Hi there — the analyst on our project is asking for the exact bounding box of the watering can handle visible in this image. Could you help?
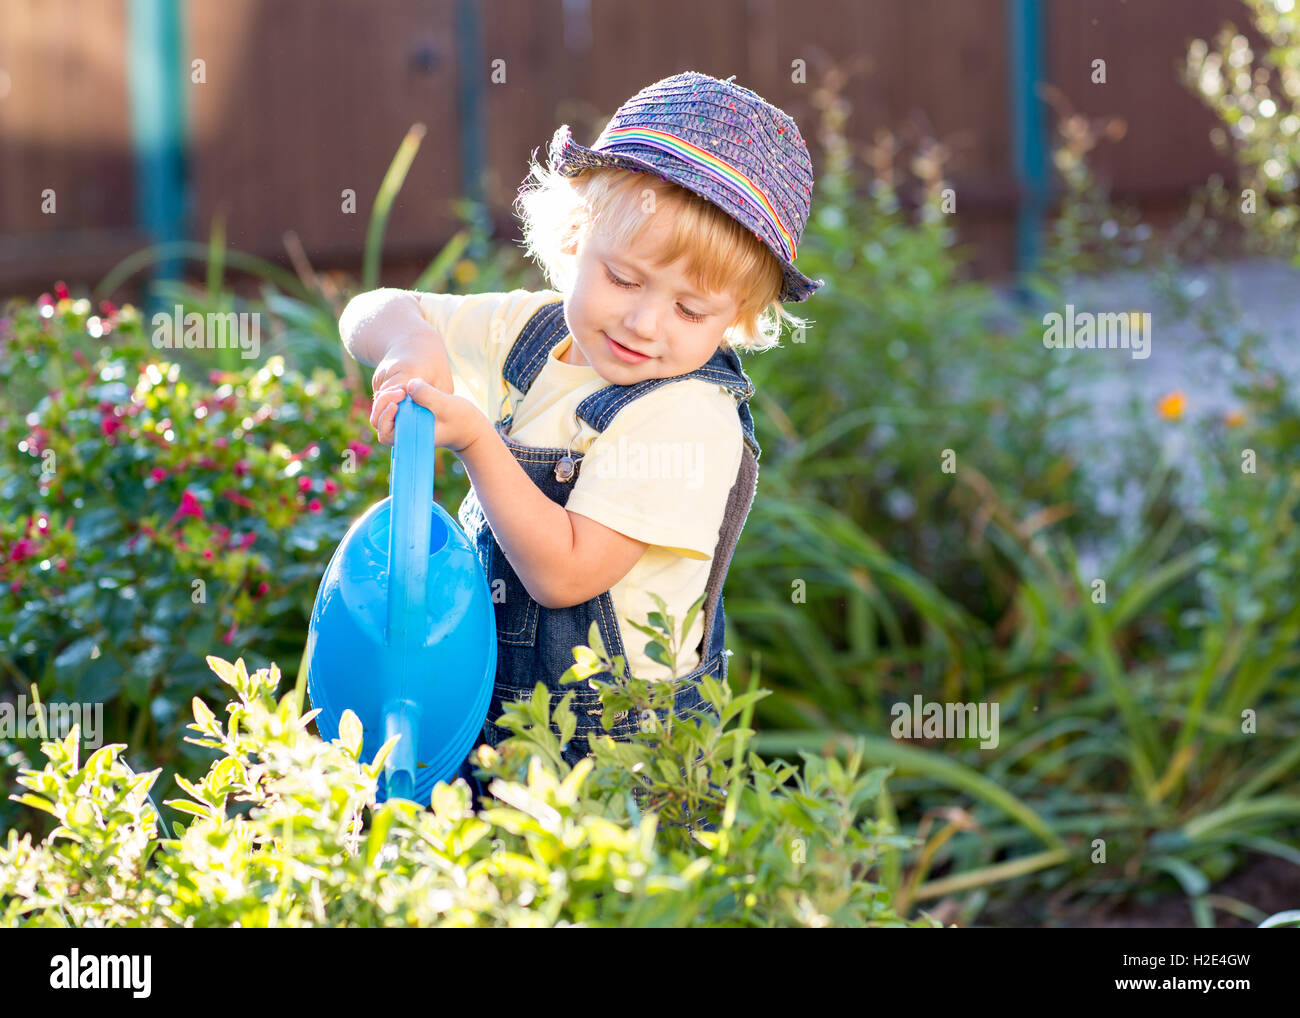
[386,396,435,649]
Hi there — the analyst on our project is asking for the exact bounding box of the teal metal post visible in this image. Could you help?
[125,0,189,313]
[1008,0,1048,302]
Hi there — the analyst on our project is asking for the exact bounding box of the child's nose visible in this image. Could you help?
[622,301,661,339]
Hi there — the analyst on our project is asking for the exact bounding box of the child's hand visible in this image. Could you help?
[370,332,454,397]
[371,379,489,456]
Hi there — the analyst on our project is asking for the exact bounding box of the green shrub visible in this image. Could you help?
[0,625,937,928]
[0,295,414,831]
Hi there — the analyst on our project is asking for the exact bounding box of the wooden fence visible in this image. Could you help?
[0,0,1251,297]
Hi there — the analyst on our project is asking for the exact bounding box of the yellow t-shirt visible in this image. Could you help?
[415,288,746,681]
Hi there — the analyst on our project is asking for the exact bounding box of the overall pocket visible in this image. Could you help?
[489,541,540,646]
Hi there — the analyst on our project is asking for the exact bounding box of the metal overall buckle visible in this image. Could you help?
[554,415,582,483]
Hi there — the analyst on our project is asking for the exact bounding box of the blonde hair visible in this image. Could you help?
[514,158,809,353]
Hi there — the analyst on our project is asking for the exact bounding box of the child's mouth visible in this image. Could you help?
[604,332,650,364]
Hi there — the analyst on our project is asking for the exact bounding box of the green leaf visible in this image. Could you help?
[645,642,671,667]
[339,709,363,759]
[9,793,56,816]
[366,805,396,866]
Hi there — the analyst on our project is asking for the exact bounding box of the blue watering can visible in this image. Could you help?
[304,396,497,804]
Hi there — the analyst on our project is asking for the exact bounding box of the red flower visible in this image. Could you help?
[150,467,168,483]
[54,281,70,301]
[172,489,205,522]
[221,621,238,645]
[307,499,322,513]
[100,415,124,438]
[323,479,339,495]
[233,460,250,477]
[347,439,373,460]
[9,539,35,562]
[297,476,313,493]
[99,300,118,318]
[203,550,214,560]
[254,580,269,598]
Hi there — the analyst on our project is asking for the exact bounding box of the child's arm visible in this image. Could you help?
[457,413,648,609]
[394,378,647,609]
[339,288,454,394]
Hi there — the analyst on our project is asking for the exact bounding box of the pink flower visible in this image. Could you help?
[323,479,339,495]
[233,460,250,477]
[214,436,229,450]
[203,549,214,560]
[100,414,124,438]
[307,499,322,513]
[150,467,167,483]
[254,581,269,598]
[297,476,313,493]
[347,439,373,460]
[173,489,205,522]
[37,293,54,308]
[221,490,254,510]
[237,532,257,551]
[99,300,118,318]
[221,621,237,645]
[9,539,35,562]
[55,558,67,572]
[54,281,70,301]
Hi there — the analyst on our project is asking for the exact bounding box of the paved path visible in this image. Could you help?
[987,256,1300,572]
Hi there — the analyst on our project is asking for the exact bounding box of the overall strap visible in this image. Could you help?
[500,298,762,461]
[576,344,762,461]
[501,299,571,397]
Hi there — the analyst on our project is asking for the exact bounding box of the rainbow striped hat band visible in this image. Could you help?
[548,71,824,304]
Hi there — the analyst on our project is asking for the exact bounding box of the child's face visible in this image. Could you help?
[561,207,739,382]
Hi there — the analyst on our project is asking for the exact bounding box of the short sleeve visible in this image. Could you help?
[415,289,565,419]
[564,380,746,560]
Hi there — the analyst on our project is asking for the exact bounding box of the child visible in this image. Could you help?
[339,71,822,809]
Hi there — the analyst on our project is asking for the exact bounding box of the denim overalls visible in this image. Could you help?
[452,299,761,816]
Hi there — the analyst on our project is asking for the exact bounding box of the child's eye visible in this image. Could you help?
[605,267,636,289]
[605,267,707,323]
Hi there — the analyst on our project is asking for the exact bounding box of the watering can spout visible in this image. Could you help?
[383,698,421,802]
